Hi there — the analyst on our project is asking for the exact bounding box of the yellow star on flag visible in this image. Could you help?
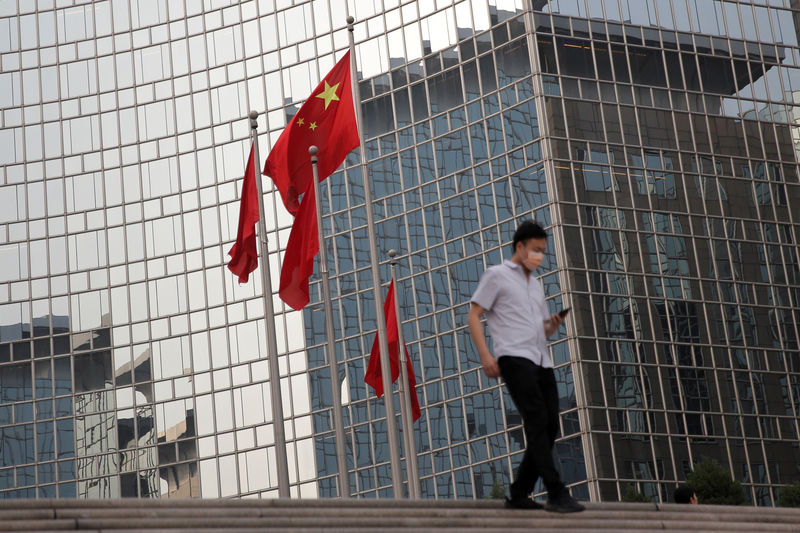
[297,117,305,126]
[315,81,341,110]
[309,122,318,131]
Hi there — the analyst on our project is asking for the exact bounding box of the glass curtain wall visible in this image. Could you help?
[533,0,800,505]
[2,0,578,501]
[310,0,586,499]
[0,0,349,499]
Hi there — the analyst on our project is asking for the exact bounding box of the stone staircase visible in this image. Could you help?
[1,498,799,532]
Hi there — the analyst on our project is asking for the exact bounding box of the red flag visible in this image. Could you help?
[278,181,318,310]
[364,280,422,421]
[227,144,259,283]
[263,51,359,215]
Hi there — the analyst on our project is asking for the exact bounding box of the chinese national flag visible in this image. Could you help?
[364,280,422,421]
[227,144,259,283]
[264,51,359,215]
[278,181,318,310]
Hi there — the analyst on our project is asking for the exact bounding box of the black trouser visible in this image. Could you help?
[498,355,564,500]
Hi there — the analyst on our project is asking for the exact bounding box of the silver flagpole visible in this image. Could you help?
[309,145,351,498]
[249,110,291,497]
[388,250,420,499]
[346,17,403,497]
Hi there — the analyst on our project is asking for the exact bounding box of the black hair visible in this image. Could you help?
[673,484,695,503]
[511,220,547,253]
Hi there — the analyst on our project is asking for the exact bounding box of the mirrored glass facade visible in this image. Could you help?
[1,0,798,505]
[528,0,800,505]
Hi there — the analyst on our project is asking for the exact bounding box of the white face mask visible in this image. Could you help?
[523,250,544,271]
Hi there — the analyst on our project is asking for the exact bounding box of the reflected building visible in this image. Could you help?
[523,1,800,505]
[1,0,799,505]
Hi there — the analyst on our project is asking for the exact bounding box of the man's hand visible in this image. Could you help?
[481,356,500,379]
[544,312,565,337]
[468,302,499,379]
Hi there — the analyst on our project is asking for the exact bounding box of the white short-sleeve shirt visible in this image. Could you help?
[470,260,552,368]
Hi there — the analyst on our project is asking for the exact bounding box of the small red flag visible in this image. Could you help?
[263,51,359,216]
[227,144,259,283]
[278,181,318,310]
[364,280,422,421]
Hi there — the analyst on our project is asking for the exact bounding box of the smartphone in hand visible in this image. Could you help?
[558,307,571,317]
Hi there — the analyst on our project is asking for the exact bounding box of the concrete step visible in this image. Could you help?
[0,499,797,532]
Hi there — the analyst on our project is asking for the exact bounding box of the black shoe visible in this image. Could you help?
[505,496,544,510]
[545,490,585,513]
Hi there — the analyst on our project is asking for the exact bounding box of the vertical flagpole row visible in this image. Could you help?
[309,146,351,498]
[249,111,291,498]
[346,17,404,497]
[388,250,421,499]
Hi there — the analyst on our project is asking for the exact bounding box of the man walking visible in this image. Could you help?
[468,220,584,513]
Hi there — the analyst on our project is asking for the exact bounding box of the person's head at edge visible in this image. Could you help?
[674,484,698,504]
[511,220,548,274]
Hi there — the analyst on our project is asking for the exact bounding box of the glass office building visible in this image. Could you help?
[1,0,799,505]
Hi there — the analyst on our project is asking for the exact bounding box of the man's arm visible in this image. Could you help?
[467,302,499,378]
